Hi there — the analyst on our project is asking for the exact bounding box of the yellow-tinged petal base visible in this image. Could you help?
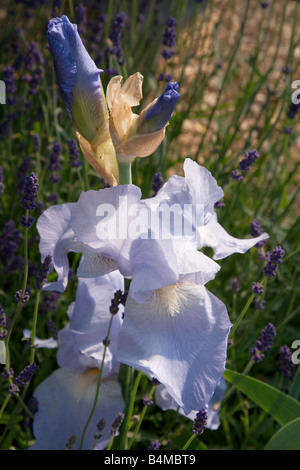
[76,131,119,187]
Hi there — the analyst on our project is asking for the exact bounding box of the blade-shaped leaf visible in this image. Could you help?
[265,418,300,450]
[223,369,300,425]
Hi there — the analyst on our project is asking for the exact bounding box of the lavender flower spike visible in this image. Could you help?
[47,15,118,186]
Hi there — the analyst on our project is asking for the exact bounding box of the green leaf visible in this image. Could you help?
[265,418,300,450]
[223,369,300,425]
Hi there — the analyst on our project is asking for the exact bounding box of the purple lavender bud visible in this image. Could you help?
[36,255,52,290]
[239,149,260,171]
[162,16,177,49]
[20,173,39,211]
[67,138,82,168]
[20,215,35,228]
[263,261,277,278]
[192,408,208,435]
[148,440,160,450]
[0,305,6,327]
[110,412,124,437]
[102,336,110,347]
[254,299,266,310]
[108,12,126,66]
[151,377,161,386]
[263,246,285,278]
[162,49,175,59]
[143,395,154,406]
[94,417,106,440]
[152,172,164,196]
[231,170,243,181]
[214,200,225,208]
[15,363,39,387]
[15,289,30,304]
[278,345,296,381]
[257,323,276,352]
[252,282,264,295]
[2,367,14,379]
[270,246,285,264]
[9,384,20,396]
[48,142,62,182]
[250,323,276,362]
[109,289,124,315]
[250,219,266,248]
[23,41,44,73]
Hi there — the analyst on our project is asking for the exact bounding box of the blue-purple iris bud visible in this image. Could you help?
[143,82,180,133]
[47,15,106,143]
[47,15,119,186]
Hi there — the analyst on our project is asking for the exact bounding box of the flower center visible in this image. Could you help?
[156,283,182,317]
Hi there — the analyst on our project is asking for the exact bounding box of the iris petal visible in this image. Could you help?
[117,282,231,415]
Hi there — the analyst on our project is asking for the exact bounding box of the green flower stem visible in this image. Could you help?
[182,433,196,451]
[127,383,156,450]
[116,365,133,449]
[118,369,142,450]
[67,0,75,20]
[29,289,41,365]
[4,213,30,385]
[0,394,11,422]
[118,161,132,185]
[79,313,115,450]
[104,0,114,38]
[228,278,264,339]
[105,434,115,451]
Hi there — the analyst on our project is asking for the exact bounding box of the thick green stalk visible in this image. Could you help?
[118,161,132,185]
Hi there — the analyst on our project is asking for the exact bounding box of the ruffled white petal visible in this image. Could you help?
[37,203,83,292]
[183,158,224,225]
[23,329,58,349]
[117,282,231,415]
[128,237,179,303]
[198,212,269,260]
[71,184,142,277]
